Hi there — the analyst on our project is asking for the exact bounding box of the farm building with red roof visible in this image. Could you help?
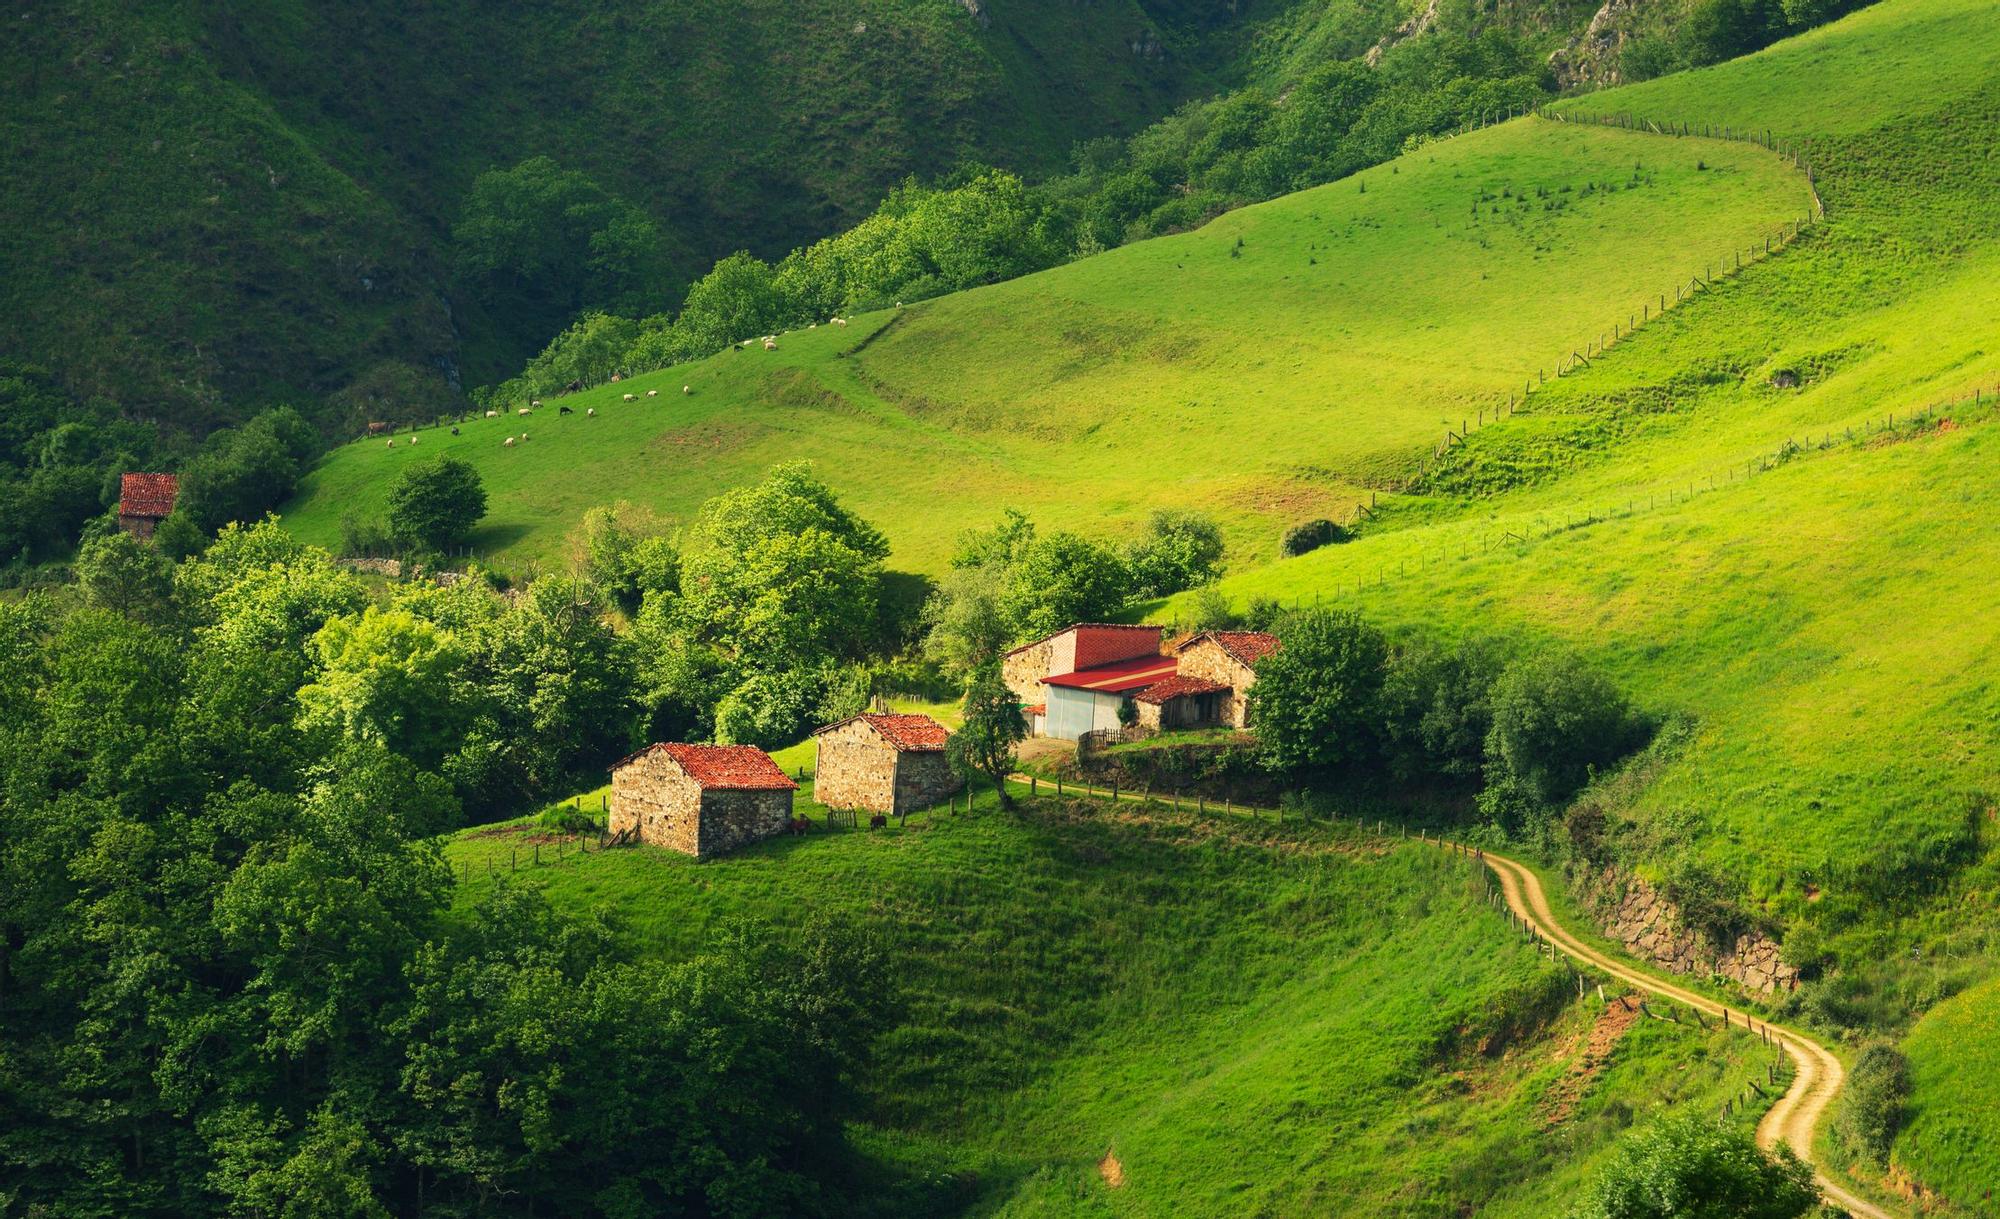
[608,742,796,857]
[117,473,179,540]
[1171,631,1281,728]
[811,713,960,816]
[998,622,1281,741]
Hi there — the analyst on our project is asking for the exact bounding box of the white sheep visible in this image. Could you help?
[518,407,532,416]
[531,399,542,407]
[386,438,394,448]
[809,322,817,329]
[623,392,636,401]
[610,374,621,383]
[587,407,595,417]
[683,385,692,395]
[504,436,515,448]
[409,434,418,444]
[485,410,499,418]
[763,339,777,351]
[646,389,658,397]
[831,317,847,327]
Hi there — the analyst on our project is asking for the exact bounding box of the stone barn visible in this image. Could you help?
[1170,631,1280,728]
[1131,674,1231,731]
[811,713,960,815]
[608,743,796,858]
[117,473,179,540]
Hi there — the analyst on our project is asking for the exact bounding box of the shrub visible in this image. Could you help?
[1248,608,1388,778]
[388,454,488,552]
[1378,635,1501,783]
[537,802,602,835]
[1834,1042,1911,1165]
[339,511,397,559]
[1187,585,1238,631]
[1485,649,1639,806]
[1281,517,1349,557]
[1569,1114,1817,1219]
[1126,509,1225,598]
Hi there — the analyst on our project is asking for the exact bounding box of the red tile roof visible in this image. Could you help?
[816,712,950,752]
[118,473,179,519]
[1042,654,1180,694]
[1133,675,1230,705]
[1180,630,1280,668]
[1021,704,1045,716]
[610,742,797,790]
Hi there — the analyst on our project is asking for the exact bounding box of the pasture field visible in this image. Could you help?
[282,120,1809,575]
[1151,1,2000,1207]
[443,788,1785,1217]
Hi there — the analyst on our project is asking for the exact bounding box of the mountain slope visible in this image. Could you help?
[0,0,1209,425]
[282,119,1808,572]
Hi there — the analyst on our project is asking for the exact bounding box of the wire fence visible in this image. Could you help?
[1338,104,1830,531]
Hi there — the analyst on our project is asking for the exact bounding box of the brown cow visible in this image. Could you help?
[366,421,391,436]
[788,815,812,836]
[868,814,888,830]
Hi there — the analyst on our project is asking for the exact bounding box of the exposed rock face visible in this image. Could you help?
[1547,0,1658,89]
[1365,0,1440,66]
[1597,871,1799,995]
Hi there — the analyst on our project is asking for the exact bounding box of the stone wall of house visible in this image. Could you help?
[610,751,705,855]
[1596,871,1798,995]
[1174,642,1254,728]
[118,514,159,540]
[1003,637,1058,705]
[1135,700,1164,730]
[814,720,901,812]
[891,749,960,813]
[696,788,793,856]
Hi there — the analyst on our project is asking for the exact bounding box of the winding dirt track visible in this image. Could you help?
[1468,844,1896,1219]
[1008,776,1895,1214]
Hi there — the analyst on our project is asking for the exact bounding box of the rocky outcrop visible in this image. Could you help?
[1365,0,1440,66]
[1598,872,1798,995]
[1546,0,1660,90]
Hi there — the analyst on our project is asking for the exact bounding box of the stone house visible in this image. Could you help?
[1002,623,1164,707]
[1131,674,1231,731]
[117,473,179,540]
[1170,631,1280,728]
[608,742,796,858]
[811,713,960,815]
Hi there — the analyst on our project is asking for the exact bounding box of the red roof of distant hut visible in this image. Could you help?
[815,713,951,752]
[609,743,797,790]
[119,473,179,520]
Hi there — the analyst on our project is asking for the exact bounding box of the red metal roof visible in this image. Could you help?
[118,473,179,519]
[1179,630,1280,668]
[1133,675,1230,705]
[816,712,950,752]
[1042,654,1180,695]
[610,742,797,790]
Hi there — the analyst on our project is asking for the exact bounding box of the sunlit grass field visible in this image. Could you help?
[444,789,1785,1217]
[283,120,1808,575]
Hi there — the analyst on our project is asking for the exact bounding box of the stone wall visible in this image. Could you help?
[611,751,792,858]
[696,788,793,856]
[891,749,960,814]
[1596,871,1798,995]
[1003,637,1058,706]
[814,719,900,812]
[1173,640,1254,728]
[610,750,704,855]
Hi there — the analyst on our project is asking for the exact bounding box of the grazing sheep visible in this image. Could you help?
[485,410,499,418]
[808,322,817,329]
[683,385,692,395]
[763,339,777,350]
[518,407,532,416]
[610,373,621,383]
[520,431,528,441]
[587,408,595,417]
[646,389,658,397]
[623,392,635,401]
[531,399,542,408]
[741,339,753,348]
[504,437,515,447]
[409,435,418,444]
[450,427,460,436]
[386,438,395,448]
[831,317,847,327]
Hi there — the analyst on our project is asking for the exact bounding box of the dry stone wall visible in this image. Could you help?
[1596,871,1798,995]
[610,751,704,855]
[696,789,792,856]
[815,721,960,814]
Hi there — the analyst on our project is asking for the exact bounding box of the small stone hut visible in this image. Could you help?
[117,473,179,540]
[811,713,960,815]
[1170,630,1280,728]
[608,743,796,858]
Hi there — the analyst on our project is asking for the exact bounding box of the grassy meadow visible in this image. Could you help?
[283,119,1809,575]
[1146,1,2000,1206]
[445,787,1786,1217]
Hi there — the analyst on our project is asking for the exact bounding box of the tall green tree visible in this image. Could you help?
[949,664,1026,809]
[73,529,176,623]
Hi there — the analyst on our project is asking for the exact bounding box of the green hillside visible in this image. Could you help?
[284,119,1810,572]
[445,792,1789,1216]
[0,0,1209,423]
[1145,0,2000,1207]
